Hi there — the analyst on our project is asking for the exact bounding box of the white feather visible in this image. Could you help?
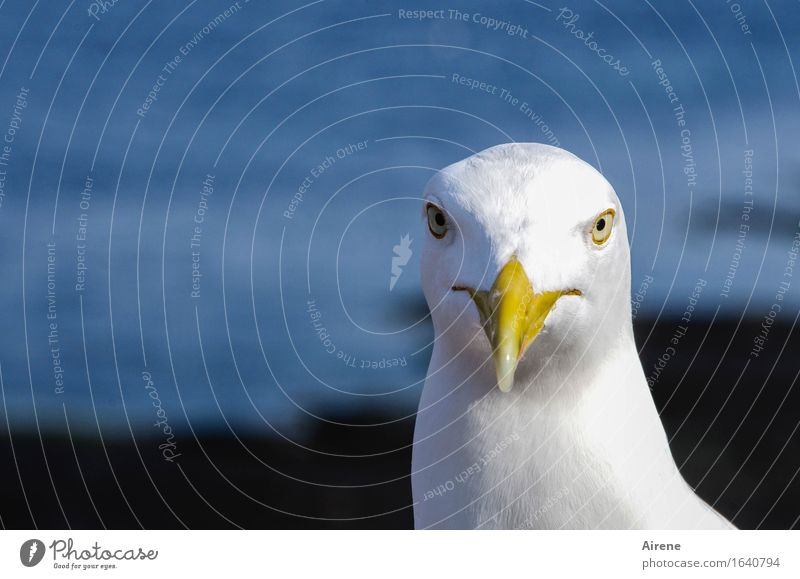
[412,143,734,530]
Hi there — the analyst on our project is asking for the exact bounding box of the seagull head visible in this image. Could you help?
[420,143,632,393]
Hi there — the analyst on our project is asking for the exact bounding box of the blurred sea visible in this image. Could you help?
[0,0,797,438]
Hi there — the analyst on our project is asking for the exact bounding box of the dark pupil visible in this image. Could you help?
[434,212,445,227]
[596,218,606,231]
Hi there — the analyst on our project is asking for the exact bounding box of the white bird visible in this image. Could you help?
[412,143,734,529]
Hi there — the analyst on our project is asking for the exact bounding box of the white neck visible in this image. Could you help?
[412,328,732,529]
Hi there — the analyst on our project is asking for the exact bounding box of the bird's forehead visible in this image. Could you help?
[425,151,615,230]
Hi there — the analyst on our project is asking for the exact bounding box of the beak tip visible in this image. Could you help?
[496,371,515,393]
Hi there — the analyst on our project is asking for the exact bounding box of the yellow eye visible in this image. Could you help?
[591,209,615,245]
[426,203,448,239]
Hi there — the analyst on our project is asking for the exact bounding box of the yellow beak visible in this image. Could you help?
[457,257,580,393]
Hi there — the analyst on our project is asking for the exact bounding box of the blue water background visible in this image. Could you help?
[0,0,797,435]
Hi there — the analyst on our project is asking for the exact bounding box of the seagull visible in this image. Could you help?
[411,143,734,530]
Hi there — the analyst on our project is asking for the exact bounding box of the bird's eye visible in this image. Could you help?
[426,203,448,239]
[591,209,615,245]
